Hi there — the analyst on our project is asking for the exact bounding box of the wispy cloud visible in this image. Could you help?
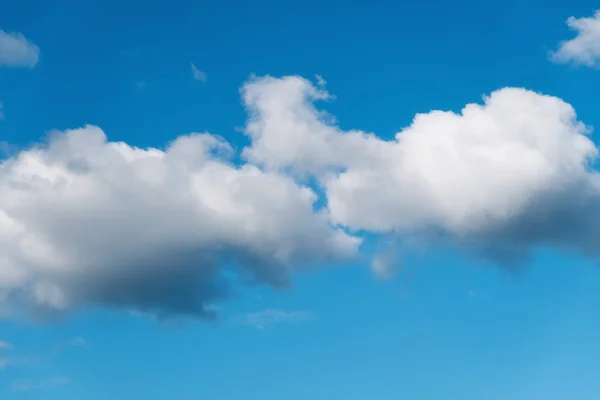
[51,336,88,357]
[315,74,326,86]
[191,63,207,82]
[12,377,70,392]
[0,341,40,370]
[0,340,10,370]
[0,30,39,68]
[235,309,312,330]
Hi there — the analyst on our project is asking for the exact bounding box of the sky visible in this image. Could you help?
[2,0,600,398]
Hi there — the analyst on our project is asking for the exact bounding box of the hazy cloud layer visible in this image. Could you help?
[552,10,600,67]
[1,74,600,320]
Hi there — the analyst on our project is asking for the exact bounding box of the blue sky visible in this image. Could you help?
[2,0,600,399]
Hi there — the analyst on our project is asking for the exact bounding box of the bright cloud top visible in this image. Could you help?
[244,76,600,263]
[552,10,600,67]
[1,75,600,320]
[0,30,39,68]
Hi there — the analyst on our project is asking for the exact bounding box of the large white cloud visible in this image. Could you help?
[243,76,600,267]
[552,10,600,67]
[3,73,600,321]
[0,30,39,68]
[0,126,359,320]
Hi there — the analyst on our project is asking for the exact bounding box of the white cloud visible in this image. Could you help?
[0,126,359,320]
[243,75,600,265]
[235,309,311,329]
[0,102,4,120]
[0,30,39,68]
[3,73,600,321]
[552,10,600,66]
[191,63,207,82]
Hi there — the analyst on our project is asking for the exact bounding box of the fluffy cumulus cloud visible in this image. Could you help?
[0,30,39,68]
[243,76,600,267]
[552,10,600,67]
[2,73,600,321]
[0,127,359,320]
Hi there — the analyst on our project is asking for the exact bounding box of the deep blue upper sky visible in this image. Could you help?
[2,0,600,399]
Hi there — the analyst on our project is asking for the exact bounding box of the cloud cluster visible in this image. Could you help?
[243,76,600,265]
[1,73,600,321]
[0,30,39,68]
[552,10,600,67]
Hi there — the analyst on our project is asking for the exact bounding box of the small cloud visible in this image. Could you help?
[0,102,4,120]
[0,340,36,370]
[191,63,207,82]
[0,340,10,369]
[371,238,402,280]
[0,30,39,68]
[468,290,476,297]
[315,74,327,87]
[234,309,312,330]
[551,10,600,67]
[12,377,70,392]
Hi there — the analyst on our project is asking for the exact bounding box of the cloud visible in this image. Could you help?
[191,63,207,82]
[12,377,70,392]
[0,126,359,321]
[315,74,327,87]
[552,10,600,67]
[235,309,312,329]
[0,102,4,120]
[0,340,11,369]
[242,75,600,266]
[2,73,600,322]
[0,30,39,68]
